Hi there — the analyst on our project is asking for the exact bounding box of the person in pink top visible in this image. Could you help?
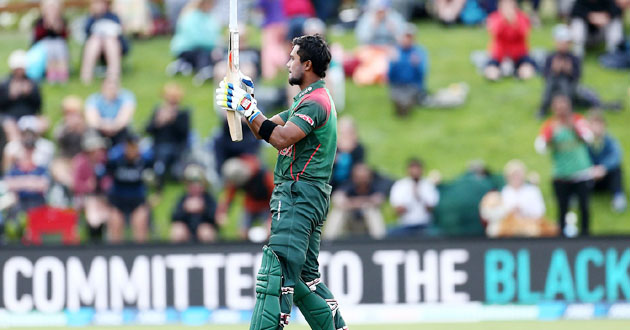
[484,0,536,81]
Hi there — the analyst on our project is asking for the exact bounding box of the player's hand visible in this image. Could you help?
[239,72,255,95]
[216,80,261,123]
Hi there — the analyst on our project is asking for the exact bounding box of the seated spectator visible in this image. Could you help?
[72,132,109,241]
[168,0,221,84]
[80,0,129,84]
[538,25,620,117]
[51,96,87,191]
[388,24,428,116]
[535,94,594,236]
[284,0,316,40]
[331,117,365,190]
[501,159,545,219]
[434,0,467,25]
[484,0,535,81]
[0,50,47,142]
[212,119,261,175]
[145,83,190,191]
[170,163,218,243]
[3,116,55,174]
[4,146,50,218]
[388,158,439,237]
[85,78,135,145]
[258,0,288,79]
[217,156,274,241]
[324,163,386,240]
[32,0,70,83]
[352,0,406,85]
[588,110,626,212]
[570,0,623,58]
[432,160,503,236]
[106,133,152,243]
[112,0,153,37]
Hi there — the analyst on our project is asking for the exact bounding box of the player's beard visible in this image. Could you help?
[288,70,304,86]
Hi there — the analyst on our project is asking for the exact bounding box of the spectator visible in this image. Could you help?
[324,163,386,240]
[353,0,407,85]
[80,0,129,84]
[33,0,70,83]
[3,116,55,174]
[51,96,87,191]
[484,0,535,81]
[535,94,594,236]
[217,156,274,241]
[112,0,153,37]
[85,78,136,145]
[212,120,261,176]
[570,0,623,57]
[72,132,109,241]
[284,0,316,40]
[434,0,468,25]
[0,50,46,142]
[388,158,439,237]
[106,133,152,243]
[331,117,365,190]
[4,145,50,217]
[501,159,545,220]
[538,25,614,118]
[168,0,221,84]
[588,110,626,212]
[388,24,429,116]
[145,83,190,191]
[171,163,218,243]
[258,0,288,79]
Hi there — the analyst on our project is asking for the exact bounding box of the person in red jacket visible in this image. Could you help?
[484,0,536,81]
[216,155,274,241]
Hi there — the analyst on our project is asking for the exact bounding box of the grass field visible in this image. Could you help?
[0,16,629,240]
[14,320,630,330]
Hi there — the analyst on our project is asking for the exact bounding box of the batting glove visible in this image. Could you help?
[239,72,255,95]
[216,80,261,123]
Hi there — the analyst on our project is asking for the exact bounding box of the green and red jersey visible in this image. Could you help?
[274,80,337,191]
[538,114,593,179]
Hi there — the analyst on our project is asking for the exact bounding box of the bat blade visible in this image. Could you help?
[226,0,243,142]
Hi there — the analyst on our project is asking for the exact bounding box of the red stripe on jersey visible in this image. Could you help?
[296,144,321,181]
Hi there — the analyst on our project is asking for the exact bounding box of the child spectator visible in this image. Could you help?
[33,0,70,83]
[0,50,46,142]
[85,78,136,145]
[3,116,55,174]
[170,163,218,243]
[535,94,594,236]
[81,0,129,84]
[324,163,386,240]
[389,158,439,237]
[168,0,221,84]
[501,159,545,220]
[106,133,152,243]
[72,132,109,241]
[588,110,626,213]
[388,24,429,116]
[570,0,623,57]
[51,96,87,191]
[145,83,190,191]
[484,0,535,81]
[217,156,274,241]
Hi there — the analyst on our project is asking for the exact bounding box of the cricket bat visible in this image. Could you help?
[226,0,243,142]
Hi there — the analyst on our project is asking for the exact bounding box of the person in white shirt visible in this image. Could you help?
[501,159,546,220]
[388,158,439,237]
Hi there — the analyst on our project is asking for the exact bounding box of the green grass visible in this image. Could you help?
[0,19,629,240]
[14,320,630,330]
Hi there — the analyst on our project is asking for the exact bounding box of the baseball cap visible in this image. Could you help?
[8,50,27,71]
[17,116,39,132]
[553,24,572,42]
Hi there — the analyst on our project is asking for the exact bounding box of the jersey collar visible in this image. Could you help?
[293,80,325,102]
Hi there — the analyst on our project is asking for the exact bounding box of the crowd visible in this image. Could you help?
[0,0,628,244]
